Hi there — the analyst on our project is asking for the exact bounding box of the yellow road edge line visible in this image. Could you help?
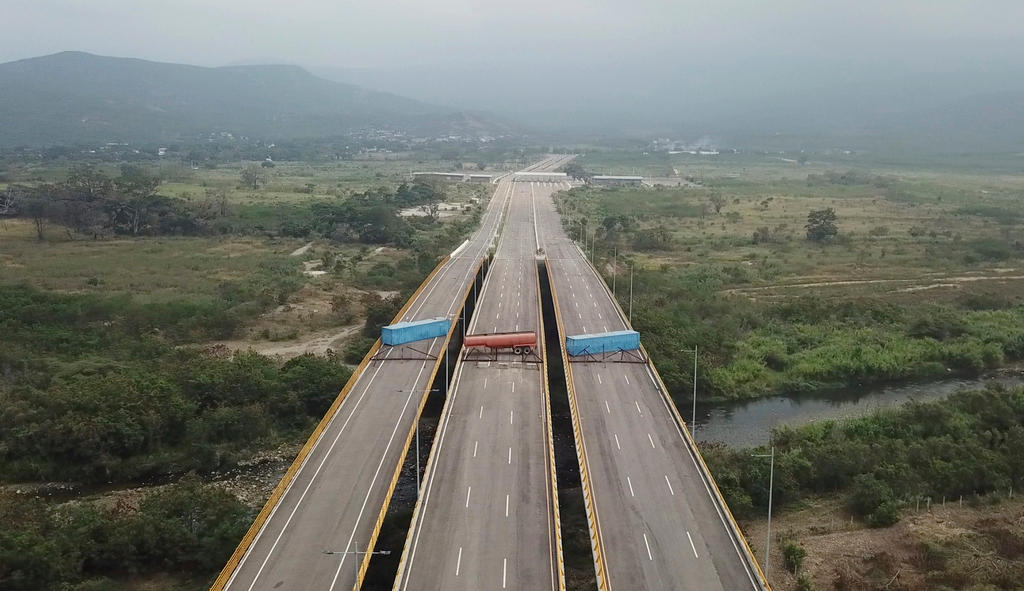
[538,257,566,591]
[389,257,484,589]
[578,254,772,591]
[545,261,610,591]
[210,254,452,591]
[358,257,484,588]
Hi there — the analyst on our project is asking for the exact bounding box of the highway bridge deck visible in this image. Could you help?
[213,179,513,591]
[535,181,770,591]
[393,179,561,590]
[213,156,571,591]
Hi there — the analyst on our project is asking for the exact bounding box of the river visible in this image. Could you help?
[693,370,1024,448]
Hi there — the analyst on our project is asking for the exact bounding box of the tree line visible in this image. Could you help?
[2,163,450,245]
[2,164,230,239]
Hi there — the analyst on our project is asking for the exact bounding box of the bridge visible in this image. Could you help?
[392,177,561,591]
[535,180,769,590]
[213,156,770,591]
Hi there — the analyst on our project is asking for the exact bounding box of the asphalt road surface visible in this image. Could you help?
[535,181,767,591]
[394,179,560,590]
[221,178,515,591]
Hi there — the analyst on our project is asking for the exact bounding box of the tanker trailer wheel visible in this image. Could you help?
[513,346,523,355]
[522,346,532,355]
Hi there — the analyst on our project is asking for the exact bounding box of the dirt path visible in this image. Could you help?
[725,268,1024,295]
[290,241,314,256]
[211,324,361,358]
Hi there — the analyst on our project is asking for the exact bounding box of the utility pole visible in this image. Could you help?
[612,247,617,297]
[751,446,775,581]
[628,265,634,325]
[692,345,698,437]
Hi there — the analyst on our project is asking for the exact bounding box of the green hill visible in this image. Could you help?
[0,52,500,146]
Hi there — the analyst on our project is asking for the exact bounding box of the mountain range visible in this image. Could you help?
[0,52,506,147]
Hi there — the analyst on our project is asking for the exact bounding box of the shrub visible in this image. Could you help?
[848,474,896,519]
[783,541,807,573]
[343,335,377,364]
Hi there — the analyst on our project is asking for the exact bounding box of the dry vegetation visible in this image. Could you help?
[744,495,1024,591]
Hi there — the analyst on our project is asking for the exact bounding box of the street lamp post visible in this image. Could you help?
[751,446,776,581]
[683,345,698,436]
[322,543,392,591]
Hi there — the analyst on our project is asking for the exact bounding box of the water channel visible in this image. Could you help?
[693,369,1024,448]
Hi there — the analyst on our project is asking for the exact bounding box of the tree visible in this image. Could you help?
[563,162,591,182]
[22,194,50,240]
[1,186,21,216]
[240,165,267,190]
[805,208,838,242]
[475,162,487,171]
[111,165,162,236]
[420,201,441,222]
[709,192,726,214]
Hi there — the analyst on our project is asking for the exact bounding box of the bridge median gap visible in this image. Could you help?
[540,258,601,591]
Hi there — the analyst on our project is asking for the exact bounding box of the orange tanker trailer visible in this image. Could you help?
[463,331,537,355]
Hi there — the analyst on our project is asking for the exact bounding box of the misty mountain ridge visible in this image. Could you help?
[0,51,509,147]
[316,62,1024,152]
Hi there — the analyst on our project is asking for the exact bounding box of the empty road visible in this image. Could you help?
[393,179,561,590]
[216,178,515,591]
[535,181,768,591]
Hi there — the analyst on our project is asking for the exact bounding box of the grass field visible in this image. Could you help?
[557,151,1024,400]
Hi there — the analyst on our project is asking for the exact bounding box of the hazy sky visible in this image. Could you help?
[4,0,1023,69]
[5,1,1023,135]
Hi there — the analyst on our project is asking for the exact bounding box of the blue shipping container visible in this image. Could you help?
[566,330,640,356]
[382,318,451,346]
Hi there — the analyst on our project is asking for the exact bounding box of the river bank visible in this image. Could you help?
[694,366,1024,447]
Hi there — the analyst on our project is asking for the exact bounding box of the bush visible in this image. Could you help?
[704,386,1024,524]
[343,335,377,364]
[848,475,896,518]
[362,293,403,337]
[0,476,252,589]
[0,348,352,484]
[783,541,807,573]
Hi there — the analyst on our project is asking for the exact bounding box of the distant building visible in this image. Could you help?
[591,175,643,187]
[412,172,466,183]
[514,172,568,183]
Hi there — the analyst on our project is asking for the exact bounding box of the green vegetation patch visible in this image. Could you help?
[702,384,1024,525]
[0,476,251,591]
